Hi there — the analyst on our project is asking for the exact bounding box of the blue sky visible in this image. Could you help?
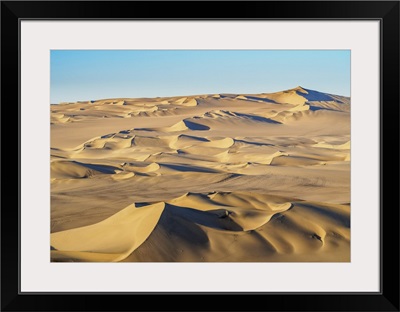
[50,50,350,103]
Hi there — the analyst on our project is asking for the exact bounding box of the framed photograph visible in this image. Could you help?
[2,1,399,311]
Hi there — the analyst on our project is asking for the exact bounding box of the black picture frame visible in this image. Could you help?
[2,1,399,311]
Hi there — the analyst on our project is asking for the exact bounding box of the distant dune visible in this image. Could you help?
[51,87,350,262]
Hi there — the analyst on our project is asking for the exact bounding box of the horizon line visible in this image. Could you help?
[52,86,350,104]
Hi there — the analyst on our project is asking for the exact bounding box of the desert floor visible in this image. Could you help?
[50,86,350,262]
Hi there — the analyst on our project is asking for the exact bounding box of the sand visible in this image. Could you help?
[50,86,350,262]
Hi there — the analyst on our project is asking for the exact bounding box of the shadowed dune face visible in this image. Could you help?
[51,87,350,262]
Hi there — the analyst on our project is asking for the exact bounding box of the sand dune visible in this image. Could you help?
[121,192,349,262]
[52,191,349,262]
[51,87,350,262]
[313,140,350,150]
[136,119,210,132]
[51,202,165,262]
[51,160,121,179]
[122,162,160,173]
